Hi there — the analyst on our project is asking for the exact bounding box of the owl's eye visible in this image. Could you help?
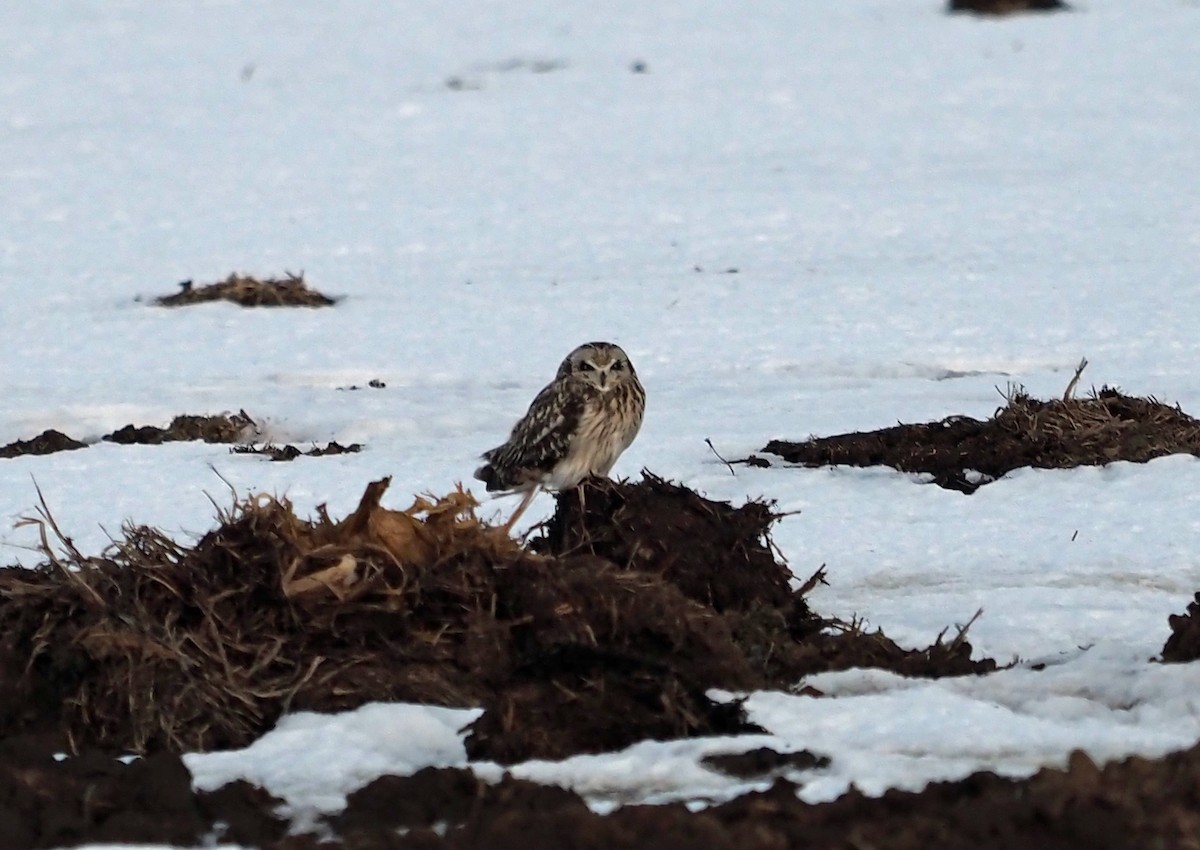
[612,360,625,371]
[578,361,596,372]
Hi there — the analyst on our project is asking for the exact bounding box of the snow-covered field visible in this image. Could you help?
[4,0,1200,843]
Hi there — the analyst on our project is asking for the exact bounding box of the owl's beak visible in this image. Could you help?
[598,372,608,388]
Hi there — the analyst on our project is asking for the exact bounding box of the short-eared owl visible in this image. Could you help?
[475,341,646,524]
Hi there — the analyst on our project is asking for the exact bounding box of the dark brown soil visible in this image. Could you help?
[0,734,285,850]
[701,747,830,779]
[760,387,1200,493]
[302,746,1200,849]
[0,429,87,459]
[0,474,991,762]
[154,272,337,307]
[948,0,1068,13]
[1,413,259,459]
[1161,592,1200,663]
[103,410,258,445]
[231,441,363,461]
[0,475,1197,848]
[14,743,1200,849]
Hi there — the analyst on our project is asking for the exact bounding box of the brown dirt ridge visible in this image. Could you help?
[948,0,1069,13]
[0,473,1197,848]
[9,740,1200,849]
[231,441,363,461]
[104,410,259,445]
[759,385,1200,493]
[153,271,338,307]
[0,429,87,459]
[0,473,991,762]
[0,412,260,459]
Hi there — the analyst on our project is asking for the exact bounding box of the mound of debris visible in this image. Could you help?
[1161,592,1200,663]
[103,411,258,445]
[153,272,337,308]
[760,386,1200,493]
[0,429,87,459]
[0,475,991,764]
[948,0,1068,13]
[231,441,362,461]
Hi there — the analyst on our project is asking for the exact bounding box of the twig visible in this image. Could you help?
[1063,357,1089,401]
[947,607,984,652]
[795,565,828,597]
[705,438,736,477]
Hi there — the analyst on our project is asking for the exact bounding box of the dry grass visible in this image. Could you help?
[0,479,524,753]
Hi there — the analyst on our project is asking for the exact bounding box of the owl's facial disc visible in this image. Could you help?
[576,357,616,390]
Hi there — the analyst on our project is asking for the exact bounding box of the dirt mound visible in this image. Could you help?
[153,272,337,308]
[0,475,992,764]
[0,429,87,459]
[949,0,1068,12]
[9,739,1200,849]
[0,414,259,459]
[1161,592,1200,663]
[760,386,1200,493]
[0,734,284,850]
[314,743,1200,849]
[103,410,258,445]
[231,441,363,461]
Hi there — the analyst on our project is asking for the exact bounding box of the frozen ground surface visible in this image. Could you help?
[3,0,1200,844]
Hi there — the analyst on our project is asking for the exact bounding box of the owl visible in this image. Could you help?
[475,341,646,525]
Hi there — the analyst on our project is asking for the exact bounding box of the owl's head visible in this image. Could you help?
[557,341,638,392]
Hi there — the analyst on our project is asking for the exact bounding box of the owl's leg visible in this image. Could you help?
[501,485,539,534]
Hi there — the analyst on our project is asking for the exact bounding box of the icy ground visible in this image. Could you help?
[3,0,1200,843]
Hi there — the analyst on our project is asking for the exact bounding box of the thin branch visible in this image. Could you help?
[705,438,736,476]
[1063,357,1089,401]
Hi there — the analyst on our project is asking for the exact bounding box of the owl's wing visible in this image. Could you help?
[480,379,585,490]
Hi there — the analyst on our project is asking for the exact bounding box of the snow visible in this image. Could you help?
[4,0,1200,845]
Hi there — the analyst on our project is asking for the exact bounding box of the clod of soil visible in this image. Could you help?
[153,272,337,307]
[761,387,1200,493]
[948,0,1068,12]
[231,441,363,461]
[1161,592,1200,663]
[0,429,87,459]
[0,474,992,764]
[701,747,830,779]
[103,411,258,445]
[337,379,387,391]
[0,735,285,850]
[328,768,588,840]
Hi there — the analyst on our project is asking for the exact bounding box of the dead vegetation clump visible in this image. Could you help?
[0,429,87,459]
[153,272,337,308]
[0,475,993,763]
[762,381,1200,493]
[103,411,258,445]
